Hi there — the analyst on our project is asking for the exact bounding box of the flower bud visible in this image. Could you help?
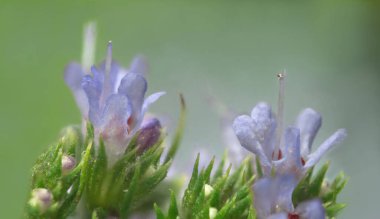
[209,207,217,219]
[61,155,76,175]
[204,184,214,197]
[28,188,53,214]
[136,118,162,154]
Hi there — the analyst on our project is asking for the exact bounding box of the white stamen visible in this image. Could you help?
[81,22,97,74]
[274,71,286,160]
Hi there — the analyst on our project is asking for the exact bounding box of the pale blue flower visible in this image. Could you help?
[254,176,325,219]
[65,42,165,159]
[232,102,346,178]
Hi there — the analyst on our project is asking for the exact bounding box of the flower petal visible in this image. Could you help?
[64,62,89,117]
[250,102,276,159]
[277,127,303,177]
[253,178,274,218]
[295,199,325,219]
[129,55,148,75]
[118,73,147,117]
[97,61,123,104]
[304,129,347,168]
[274,175,297,213]
[64,62,85,91]
[267,213,288,219]
[142,91,166,115]
[82,75,101,125]
[232,115,271,171]
[296,108,322,157]
[100,94,131,139]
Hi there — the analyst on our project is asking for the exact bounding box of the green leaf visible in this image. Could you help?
[154,203,166,219]
[120,164,141,217]
[168,190,179,219]
[325,202,347,217]
[164,94,186,163]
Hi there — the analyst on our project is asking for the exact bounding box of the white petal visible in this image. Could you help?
[304,129,347,168]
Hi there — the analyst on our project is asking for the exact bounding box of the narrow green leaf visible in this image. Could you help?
[164,94,186,163]
[325,202,347,217]
[309,162,329,197]
[154,203,166,219]
[168,190,179,219]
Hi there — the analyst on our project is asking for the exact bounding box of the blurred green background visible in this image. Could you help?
[0,0,379,218]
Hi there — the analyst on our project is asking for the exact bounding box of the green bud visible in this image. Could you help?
[209,207,217,219]
[204,184,214,197]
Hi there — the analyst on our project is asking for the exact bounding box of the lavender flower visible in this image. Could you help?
[232,103,346,178]
[232,74,346,218]
[64,25,165,161]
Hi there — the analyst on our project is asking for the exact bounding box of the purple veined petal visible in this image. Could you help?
[295,199,325,219]
[142,91,166,115]
[100,94,131,140]
[232,115,271,173]
[118,72,147,117]
[250,102,277,159]
[253,178,274,218]
[82,75,101,125]
[304,129,347,169]
[129,55,148,76]
[267,213,288,219]
[277,127,303,177]
[296,108,322,157]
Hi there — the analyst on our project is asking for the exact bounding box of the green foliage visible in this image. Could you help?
[25,127,89,219]
[155,155,256,219]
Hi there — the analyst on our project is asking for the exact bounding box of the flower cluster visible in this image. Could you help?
[64,42,165,162]
[233,102,346,218]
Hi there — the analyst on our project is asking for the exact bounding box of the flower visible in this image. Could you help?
[254,176,326,219]
[232,102,346,178]
[64,41,165,161]
[232,101,346,219]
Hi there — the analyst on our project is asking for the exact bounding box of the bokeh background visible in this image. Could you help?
[1,0,379,218]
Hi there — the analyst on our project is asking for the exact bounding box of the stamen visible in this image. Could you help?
[81,22,97,74]
[105,41,113,78]
[274,70,286,160]
[100,41,113,106]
